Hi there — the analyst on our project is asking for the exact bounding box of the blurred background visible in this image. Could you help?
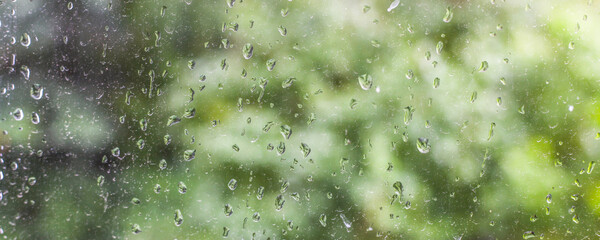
[1,0,600,239]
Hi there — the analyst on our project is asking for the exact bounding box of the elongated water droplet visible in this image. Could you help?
[319,214,327,227]
[20,33,31,47]
[266,59,277,71]
[160,6,167,17]
[393,181,403,195]
[478,61,489,72]
[139,118,147,131]
[546,193,552,204]
[242,43,253,59]
[387,0,400,12]
[164,134,172,145]
[178,182,187,194]
[232,144,240,152]
[277,142,286,155]
[275,194,285,211]
[257,186,265,200]
[470,91,478,103]
[358,74,373,90]
[340,213,351,229]
[67,2,74,10]
[587,161,595,174]
[433,77,440,88]
[300,143,311,158]
[404,106,414,125]
[31,112,40,124]
[174,209,183,226]
[436,41,444,55]
[416,138,431,153]
[97,175,105,186]
[443,7,453,22]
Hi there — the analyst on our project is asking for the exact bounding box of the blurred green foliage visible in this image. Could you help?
[1,0,600,239]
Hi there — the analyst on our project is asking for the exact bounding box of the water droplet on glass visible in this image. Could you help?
[546,193,552,204]
[174,209,183,226]
[12,108,23,121]
[31,112,40,124]
[228,179,238,190]
[433,77,440,88]
[319,214,327,227]
[242,43,253,59]
[523,231,535,239]
[221,203,233,216]
[111,147,120,157]
[97,175,105,186]
[416,138,431,153]
[167,115,181,127]
[300,143,311,158]
[257,186,265,200]
[340,213,352,229]
[164,134,172,145]
[20,33,31,47]
[443,7,453,23]
[282,77,295,88]
[252,212,261,222]
[266,59,277,71]
[358,74,373,90]
[387,0,400,12]
[275,194,285,211]
[178,182,187,194]
[278,25,287,36]
[587,161,595,174]
[478,61,489,72]
[30,84,43,100]
[131,224,141,234]
[183,149,196,161]
[280,125,292,139]
[436,41,444,55]
[131,197,141,205]
[568,41,575,50]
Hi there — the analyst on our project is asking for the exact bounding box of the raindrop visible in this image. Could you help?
[111,147,120,157]
[131,197,141,205]
[546,193,552,204]
[277,142,286,155]
[232,144,240,152]
[20,33,31,47]
[167,115,181,127]
[131,224,141,234]
[12,108,24,121]
[300,143,311,158]
[183,150,196,161]
[470,91,478,103]
[228,179,237,190]
[97,175,105,186]
[139,118,148,131]
[242,43,253,59]
[178,182,187,194]
[160,6,167,17]
[154,184,161,193]
[252,212,261,222]
[523,231,535,239]
[568,41,575,50]
[587,161,595,174]
[183,108,195,118]
[280,125,292,139]
[416,138,431,153]
[436,41,444,55]
[319,214,327,227]
[358,74,373,90]
[478,61,489,72]
[31,112,40,124]
[278,25,287,36]
[257,186,265,200]
[174,209,183,226]
[275,194,285,211]
[224,204,233,216]
[282,77,295,88]
[340,213,351,229]
[387,0,400,12]
[159,159,167,170]
[164,134,172,145]
[67,2,74,10]
[266,59,277,71]
[443,7,453,23]
[433,77,440,88]
[30,84,43,100]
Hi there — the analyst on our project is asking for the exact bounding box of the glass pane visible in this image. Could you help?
[1,0,598,239]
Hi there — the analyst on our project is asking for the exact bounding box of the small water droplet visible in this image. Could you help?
[436,41,444,55]
[174,209,183,226]
[416,138,431,153]
[183,149,196,161]
[131,224,141,234]
[300,143,311,158]
[242,43,253,59]
[443,7,453,23]
[358,74,373,90]
[178,182,187,194]
[523,231,535,239]
[228,179,238,190]
[280,125,292,139]
[30,84,43,100]
[387,0,400,12]
[266,59,277,71]
[478,61,489,72]
[319,214,327,227]
[12,108,23,121]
